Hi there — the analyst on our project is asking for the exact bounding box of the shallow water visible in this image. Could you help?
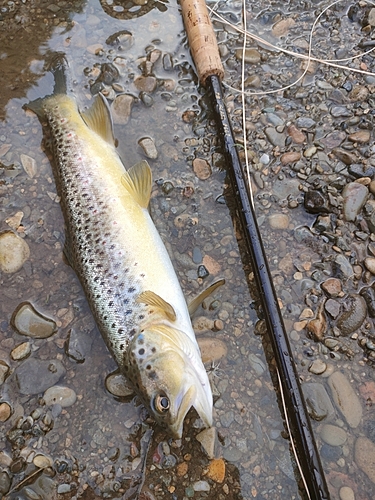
[1,0,375,499]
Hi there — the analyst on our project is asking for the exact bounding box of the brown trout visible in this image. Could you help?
[25,56,213,438]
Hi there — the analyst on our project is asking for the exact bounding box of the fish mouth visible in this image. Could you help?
[169,383,213,439]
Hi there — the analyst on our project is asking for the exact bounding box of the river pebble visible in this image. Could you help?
[235,48,260,64]
[0,231,30,273]
[268,213,289,229]
[193,158,211,180]
[138,136,158,159]
[11,302,57,339]
[0,402,11,422]
[342,182,368,221]
[355,437,375,484]
[197,338,227,364]
[302,382,335,421]
[196,427,217,459]
[65,327,93,362]
[105,372,134,397]
[20,153,37,178]
[320,424,347,446]
[10,341,31,361]
[336,294,367,335]
[43,386,77,407]
[0,361,10,385]
[309,359,327,375]
[111,94,134,124]
[193,480,210,492]
[339,486,355,500]
[15,358,65,395]
[328,372,362,428]
[33,454,53,469]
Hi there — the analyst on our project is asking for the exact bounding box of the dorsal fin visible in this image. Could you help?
[137,290,176,322]
[80,93,115,146]
[188,279,225,317]
[121,160,152,209]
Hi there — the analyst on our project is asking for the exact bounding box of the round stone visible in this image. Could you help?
[33,454,53,469]
[0,231,30,273]
[320,424,347,446]
[309,359,327,375]
[0,402,11,422]
[10,342,31,361]
[105,372,134,397]
[268,213,290,229]
[339,486,355,500]
[197,337,227,364]
[11,302,57,339]
[43,386,77,408]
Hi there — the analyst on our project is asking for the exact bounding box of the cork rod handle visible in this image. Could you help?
[180,0,224,85]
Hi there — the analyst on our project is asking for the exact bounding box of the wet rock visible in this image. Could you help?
[193,480,210,492]
[235,48,260,64]
[15,358,66,395]
[106,30,134,48]
[342,182,368,221]
[33,454,53,468]
[349,163,375,179]
[272,17,295,37]
[43,386,77,408]
[328,371,362,428]
[20,153,37,178]
[287,123,306,144]
[198,338,227,364]
[0,402,12,422]
[0,471,11,496]
[309,359,327,375]
[98,63,119,85]
[105,372,134,398]
[320,443,342,461]
[134,76,157,93]
[336,294,367,335]
[306,302,326,342]
[196,427,217,459]
[248,353,266,376]
[324,298,340,319]
[10,341,31,361]
[65,327,93,363]
[349,85,369,102]
[321,278,342,297]
[320,424,347,446]
[355,437,375,484]
[205,457,225,483]
[302,382,335,421]
[111,94,134,125]
[192,316,215,333]
[319,130,346,149]
[280,151,301,165]
[360,286,375,317]
[6,211,24,230]
[193,158,211,180]
[304,190,329,214]
[138,137,158,159]
[330,106,352,117]
[339,486,355,500]
[364,257,375,275]
[0,360,10,385]
[11,302,57,339]
[332,148,357,165]
[304,146,317,158]
[268,213,289,229]
[296,117,316,129]
[348,130,371,143]
[265,127,286,148]
[0,231,30,273]
[332,254,353,279]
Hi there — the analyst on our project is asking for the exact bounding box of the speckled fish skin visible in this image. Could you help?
[25,59,213,438]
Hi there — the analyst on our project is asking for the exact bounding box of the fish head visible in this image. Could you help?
[126,326,212,438]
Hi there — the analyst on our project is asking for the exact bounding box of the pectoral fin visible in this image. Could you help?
[81,93,116,146]
[121,160,152,209]
[188,279,225,317]
[137,290,176,321]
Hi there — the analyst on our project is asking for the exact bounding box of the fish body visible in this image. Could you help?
[25,57,212,438]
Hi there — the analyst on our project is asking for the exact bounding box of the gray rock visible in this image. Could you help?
[332,254,353,279]
[65,327,93,363]
[336,294,367,335]
[15,358,66,395]
[342,182,368,221]
[328,371,362,428]
[320,424,347,446]
[302,382,335,421]
[265,127,286,148]
[296,117,316,129]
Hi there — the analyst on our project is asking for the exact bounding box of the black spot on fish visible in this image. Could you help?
[123,298,129,304]
[118,328,124,334]
[148,370,157,380]
[111,323,116,328]
[138,348,145,355]
[138,315,144,320]
[137,338,144,345]
[109,301,114,307]
[120,344,124,350]
[96,294,100,299]
[151,347,156,353]
[128,286,136,293]
[125,309,132,316]
[146,364,151,370]
[129,329,136,335]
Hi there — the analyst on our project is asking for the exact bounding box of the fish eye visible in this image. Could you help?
[153,394,170,413]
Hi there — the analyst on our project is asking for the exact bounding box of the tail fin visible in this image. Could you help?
[23,52,68,118]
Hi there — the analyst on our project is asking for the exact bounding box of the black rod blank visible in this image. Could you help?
[207,74,330,500]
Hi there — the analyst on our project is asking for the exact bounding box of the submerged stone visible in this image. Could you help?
[336,294,367,335]
[0,231,30,273]
[342,182,368,221]
[328,371,362,428]
[11,302,57,339]
[15,358,65,395]
[105,371,134,398]
[43,386,77,408]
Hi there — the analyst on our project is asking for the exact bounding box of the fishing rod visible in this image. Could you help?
[179,0,330,498]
